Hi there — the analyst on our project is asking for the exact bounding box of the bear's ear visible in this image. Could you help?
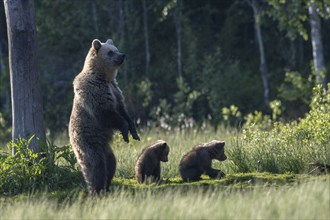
[92,39,102,51]
[161,142,168,149]
[106,39,114,45]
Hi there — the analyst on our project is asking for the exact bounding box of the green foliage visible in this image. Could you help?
[0,137,83,196]
[229,84,330,173]
[244,111,272,130]
[137,78,153,108]
[278,71,313,104]
[0,112,10,144]
[221,105,242,126]
[148,78,200,130]
[266,0,309,40]
[200,49,263,124]
[2,0,329,135]
[269,99,283,121]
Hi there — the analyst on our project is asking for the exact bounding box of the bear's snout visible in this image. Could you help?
[116,54,126,66]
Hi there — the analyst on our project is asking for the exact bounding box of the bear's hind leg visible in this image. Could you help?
[80,150,107,194]
[104,149,116,191]
[180,168,201,182]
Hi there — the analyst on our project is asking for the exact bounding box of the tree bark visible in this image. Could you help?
[4,0,45,155]
[142,0,150,75]
[289,39,296,69]
[309,1,327,88]
[250,0,270,106]
[176,0,183,80]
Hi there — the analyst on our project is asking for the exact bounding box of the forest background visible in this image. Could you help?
[0,0,329,139]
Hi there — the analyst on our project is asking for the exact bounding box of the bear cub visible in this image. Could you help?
[135,140,169,184]
[69,39,139,194]
[179,140,227,182]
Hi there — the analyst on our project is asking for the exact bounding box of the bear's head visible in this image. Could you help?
[84,39,125,82]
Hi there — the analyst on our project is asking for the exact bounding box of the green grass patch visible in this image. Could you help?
[0,175,329,219]
[111,172,296,190]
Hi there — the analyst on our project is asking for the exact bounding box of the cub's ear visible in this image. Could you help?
[92,39,102,51]
[161,142,168,149]
[106,39,114,45]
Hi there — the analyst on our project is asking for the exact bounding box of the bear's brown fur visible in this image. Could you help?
[135,140,169,184]
[179,140,226,182]
[69,39,139,194]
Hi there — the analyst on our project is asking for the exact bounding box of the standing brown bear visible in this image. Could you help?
[179,140,227,182]
[69,39,140,194]
[135,140,169,184]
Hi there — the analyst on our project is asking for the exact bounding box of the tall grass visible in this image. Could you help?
[54,124,238,178]
[112,125,238,178]
[52,109,330,179]
[228,85,330,173]
[1,176,329,219]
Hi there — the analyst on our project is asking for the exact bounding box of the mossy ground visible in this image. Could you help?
[3,172,327,202]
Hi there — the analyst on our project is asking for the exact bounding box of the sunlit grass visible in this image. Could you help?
[112,125,238,178]
[1,124,329,219]
[1,176,328,219]
[53,124,238,179]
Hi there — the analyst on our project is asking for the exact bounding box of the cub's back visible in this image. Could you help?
[180,147,203,168]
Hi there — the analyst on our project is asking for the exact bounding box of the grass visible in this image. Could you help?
[54,124,239,178]
[1,124,329,219]
[0,175,329,219]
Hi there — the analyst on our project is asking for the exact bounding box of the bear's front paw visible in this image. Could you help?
[122,133,129,143]
[218,171,226,178]
[131,131,140,141]
[120,123,129,143]
[128,124,140,141]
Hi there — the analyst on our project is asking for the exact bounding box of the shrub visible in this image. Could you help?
[228,84,330,173]
[0,137,83,195]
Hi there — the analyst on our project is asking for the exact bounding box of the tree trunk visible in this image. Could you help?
[309,1,327,88]
[176,0,183,80]
[289,39,296,69]
[4,0,45,155]
[142,0,150,75]
[250,0,270,107]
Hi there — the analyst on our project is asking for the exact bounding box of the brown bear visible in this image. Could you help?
[135,140,169,184]
[69,39,140,194]
[179,140,227,182]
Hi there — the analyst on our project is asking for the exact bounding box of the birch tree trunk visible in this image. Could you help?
[309,1,327,88]
[142,0,150,75]
[250,0,270,106]
[176,0,183,80]
[4,0,45,155]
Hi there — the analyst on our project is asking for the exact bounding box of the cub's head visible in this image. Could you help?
[153,140,170,162]
[85,39,125,81]
[207,140,227,161]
